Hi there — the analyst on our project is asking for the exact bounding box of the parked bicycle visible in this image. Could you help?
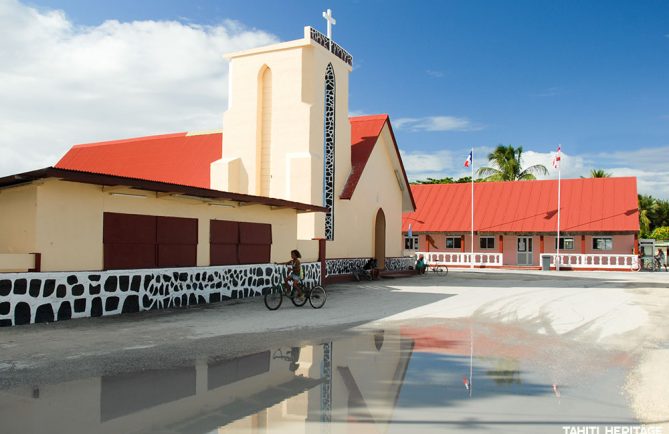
[427,263,449,276]
[353,258,377,281]
[264,266,327,310]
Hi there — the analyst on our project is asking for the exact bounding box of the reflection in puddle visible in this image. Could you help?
[0,321,642,433]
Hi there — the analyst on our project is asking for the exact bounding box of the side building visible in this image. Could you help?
[402,177,640,271]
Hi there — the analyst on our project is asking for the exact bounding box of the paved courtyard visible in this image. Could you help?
[1,269,668,433]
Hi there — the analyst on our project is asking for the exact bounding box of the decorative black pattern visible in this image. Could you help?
[309,27,353,67]
[326,257,413,276]
[320,341,332,422]
[326,258,369,276]
[385,257,414,271]
[323,63,336,240]
[0,263,321,327]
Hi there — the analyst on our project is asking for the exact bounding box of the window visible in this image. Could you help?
[446,237,462,249]
[404,236,419,250]
[479,236,495,249]
[210,220,272,265]
[592,237,613,250]
[555,237,574,250]
[103,212,197,270]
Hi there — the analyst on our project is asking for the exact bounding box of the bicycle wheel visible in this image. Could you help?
[264,285,283,310]
[308,286,327,309]
[291,289,308,307]
[443,266,449,276]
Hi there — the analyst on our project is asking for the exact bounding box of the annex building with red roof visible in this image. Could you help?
[0,26,414,326]
[402,177,640,270]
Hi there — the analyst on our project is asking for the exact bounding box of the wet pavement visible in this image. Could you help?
[0,319,649,434]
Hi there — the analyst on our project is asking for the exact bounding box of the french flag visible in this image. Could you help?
[552,145,561,169]
[464,150,472,168]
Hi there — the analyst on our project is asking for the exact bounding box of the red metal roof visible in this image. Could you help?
[403,177,639,233]
[341,115,416,210]
[55,132,222,189]
[54,116,416,211]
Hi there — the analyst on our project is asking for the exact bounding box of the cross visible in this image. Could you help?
[322,9,336,41]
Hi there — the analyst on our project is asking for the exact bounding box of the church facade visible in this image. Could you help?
[0,26,414,326]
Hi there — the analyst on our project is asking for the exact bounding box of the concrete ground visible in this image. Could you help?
[1,268,668,426]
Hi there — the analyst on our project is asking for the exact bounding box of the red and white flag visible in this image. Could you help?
[464,150,473,168]
[551,145,561,169]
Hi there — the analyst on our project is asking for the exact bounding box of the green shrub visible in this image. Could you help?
[650,226,669,240]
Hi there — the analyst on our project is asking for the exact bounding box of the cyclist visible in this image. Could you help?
[283,249,303,297]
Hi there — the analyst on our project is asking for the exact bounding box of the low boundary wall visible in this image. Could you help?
[0,262,321,327]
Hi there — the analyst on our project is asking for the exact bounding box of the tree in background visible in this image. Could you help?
[650,226,669,241]
[412,176,479,184]
[476,145,548,181]
[587,169,612,178]
[639,194,658,238]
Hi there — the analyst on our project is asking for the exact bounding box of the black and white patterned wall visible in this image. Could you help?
[0,263,321,327]
[385,257,414,271]
[326,258,368,276]
[325,257,413,276]
[323,63,336,241]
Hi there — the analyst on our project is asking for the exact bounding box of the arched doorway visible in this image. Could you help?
[374,208,386,269]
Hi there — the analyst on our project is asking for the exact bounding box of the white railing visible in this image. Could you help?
[417,251,503,267]
[541,253,638,270]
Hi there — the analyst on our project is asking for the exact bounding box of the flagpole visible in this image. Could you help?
[470,147,474,269]
[556,147,561,272]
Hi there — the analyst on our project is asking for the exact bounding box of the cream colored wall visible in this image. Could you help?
[31,179,303,272]
[328,125,404,259]
[212,30,352,244]
[0,184,37,254]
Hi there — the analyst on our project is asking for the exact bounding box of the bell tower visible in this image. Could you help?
[211,24,354,241]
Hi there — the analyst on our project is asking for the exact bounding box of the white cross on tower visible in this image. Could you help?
[322,8,336,43]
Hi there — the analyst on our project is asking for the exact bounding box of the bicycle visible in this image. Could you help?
[427,263,449,276]
[264,267,327,310]
[352,267,373,281]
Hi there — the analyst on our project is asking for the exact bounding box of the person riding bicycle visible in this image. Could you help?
[283,249,303,297]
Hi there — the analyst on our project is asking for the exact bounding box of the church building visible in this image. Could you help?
[0,23,415,326]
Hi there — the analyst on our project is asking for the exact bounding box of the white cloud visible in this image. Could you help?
[394,116,483,132]
[399,149,456,181]
[426,69,444,78]
[0,0,278,176]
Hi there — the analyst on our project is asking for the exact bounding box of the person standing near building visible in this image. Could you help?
[655,249,667,271]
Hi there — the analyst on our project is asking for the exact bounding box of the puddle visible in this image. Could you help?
[0,320,648,433]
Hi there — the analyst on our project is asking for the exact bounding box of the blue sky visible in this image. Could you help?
[3,0,669,196]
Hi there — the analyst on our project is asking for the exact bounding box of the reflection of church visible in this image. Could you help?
[0,329,414,433]
[0,18,415,326]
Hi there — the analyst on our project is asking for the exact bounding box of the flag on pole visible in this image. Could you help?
[408,223,413,238]
[464,150,473,167]
[552,145,561,169]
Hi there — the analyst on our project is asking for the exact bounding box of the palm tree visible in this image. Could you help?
[638,194,657,237]
[476,145,548,181]
[589,169,611,178]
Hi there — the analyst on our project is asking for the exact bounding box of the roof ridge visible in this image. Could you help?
[349,114,389,122]
[71,132,189,149]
